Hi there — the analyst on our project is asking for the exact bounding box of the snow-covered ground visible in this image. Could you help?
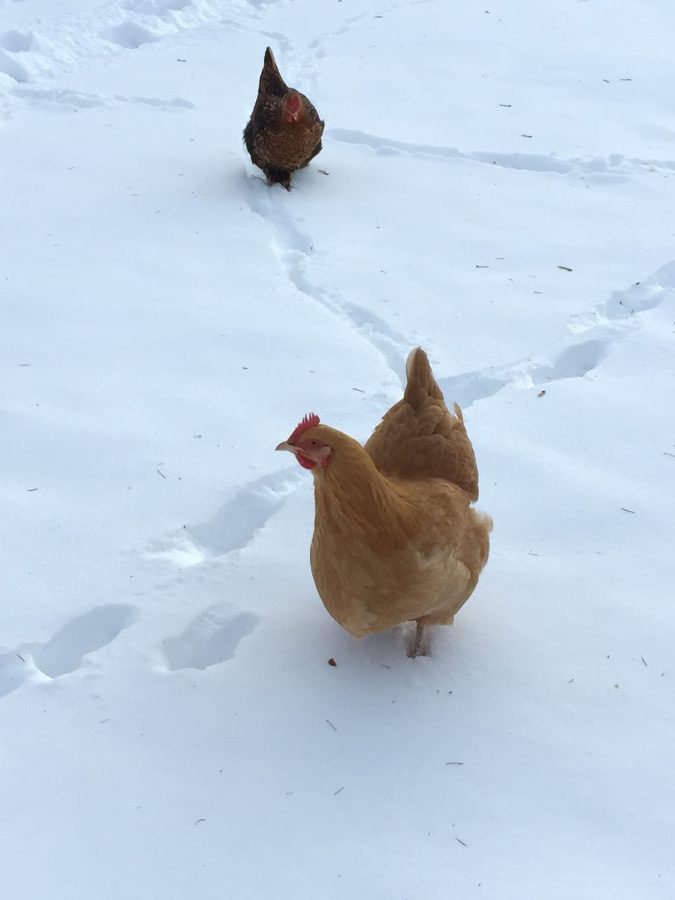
[2,0,674,896]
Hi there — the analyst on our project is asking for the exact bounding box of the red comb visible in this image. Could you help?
[289,413,320,443]
[286,93,302,113]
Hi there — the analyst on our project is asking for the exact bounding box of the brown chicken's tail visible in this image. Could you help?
[404,346,445,410]
[260,47,288,96]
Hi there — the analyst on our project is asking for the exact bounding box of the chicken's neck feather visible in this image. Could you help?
[312,431,415,548]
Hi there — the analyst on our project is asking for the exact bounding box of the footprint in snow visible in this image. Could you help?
[15,87,193,113]
[0,651,30,699]
[162,606,259,671]
[15,87,108,109]
[528,338,607,384]
[244,178,410,382]
[145,469,302,568]
[0,30,34,53]
[106,22,158,50]
[440,335,611,409]
[122,0,190,13]
[0,48,30,83]
[115,94,194,111]
[31,604,138,678]
[0,604,138,698]
[604,259,675,319]
[187,468,303,559]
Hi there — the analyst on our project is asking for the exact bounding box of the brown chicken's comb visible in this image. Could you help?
[289,413,320,443]
[284,92,302,114]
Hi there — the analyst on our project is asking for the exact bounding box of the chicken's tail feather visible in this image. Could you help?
[260,46,288,96]
[404,346,445,409]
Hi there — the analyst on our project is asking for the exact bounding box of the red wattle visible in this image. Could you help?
[283,93,302,123]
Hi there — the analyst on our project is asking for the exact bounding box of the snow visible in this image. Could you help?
[1,0,674,896]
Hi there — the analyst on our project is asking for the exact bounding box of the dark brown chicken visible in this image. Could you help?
[243,47,324,190]
[276,348,492,657]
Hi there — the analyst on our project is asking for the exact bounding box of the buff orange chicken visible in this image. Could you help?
[276,348,492,656]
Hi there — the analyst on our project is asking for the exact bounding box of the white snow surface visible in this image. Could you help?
[2,0,674,897]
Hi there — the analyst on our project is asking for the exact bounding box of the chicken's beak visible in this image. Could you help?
[275,441,297,454]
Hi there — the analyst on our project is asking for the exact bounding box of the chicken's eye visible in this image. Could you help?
[309,439,319,448]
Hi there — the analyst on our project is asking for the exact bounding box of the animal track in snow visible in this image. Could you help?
[162,606,259,670]
[115,93,193,110]
[330,128,675,181]
[107,21,158,49]
[0,32,32,86]
[603,260,675,320]
[438,371,509,409]
[280,245,410,380]
[259,6,392,96]
[123,0,190,13]
[440,259,675,409]
[529,339,607,383]
[0,604,138,698]
[440,334,613,409]
[31,604,138,678]
[0,1,266,89]
[15,86,108,109]
[1,30,34,53]
[245,179,412,383]
[147,467,304,568]
[0,651,29,699]
[14,86,193,112]
[188,468,304,558]
[0,48,29,83]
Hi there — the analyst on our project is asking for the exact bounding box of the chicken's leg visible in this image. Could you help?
[410,620,426,658]
[264,166,292,190]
